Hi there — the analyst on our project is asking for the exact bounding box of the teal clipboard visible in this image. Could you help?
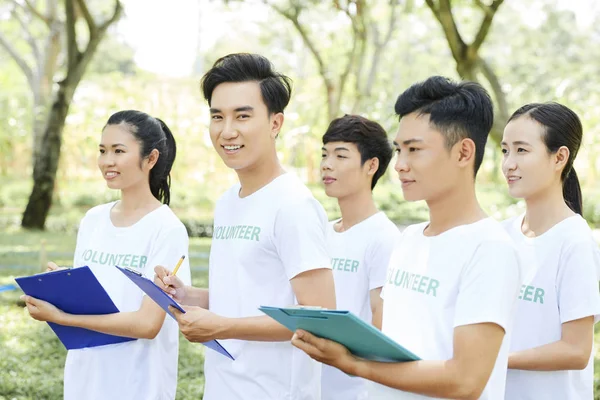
[259,306,420,362]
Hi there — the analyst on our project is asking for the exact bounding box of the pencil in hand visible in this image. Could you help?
[170,255,186,277]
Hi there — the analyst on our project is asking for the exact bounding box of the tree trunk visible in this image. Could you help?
[22,85,72,229]
[21,0,122,229]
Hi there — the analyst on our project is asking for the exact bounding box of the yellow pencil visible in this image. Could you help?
[171,255,186,276]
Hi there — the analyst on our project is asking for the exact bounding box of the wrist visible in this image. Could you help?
[57,311,72,326]
[342,354,364,377]
[216,316,235,340]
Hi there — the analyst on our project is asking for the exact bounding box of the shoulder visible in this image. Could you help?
[400,221,428,238]
[375,213,401,235]
[559,215,596,246]
[461,219,520,268]
[470,219,520,268]
[215,183,242,206]
[152,206,188,236]
[364,213,401,244]
[274,173,314,198]
[501,213,523,233]
[79,201,115,227]
[275,174,325,216]
[84,201,114,218]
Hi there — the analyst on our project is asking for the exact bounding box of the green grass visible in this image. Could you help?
[2,229,600,399]
[0,230,211,399]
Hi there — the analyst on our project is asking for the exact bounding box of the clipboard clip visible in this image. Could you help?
[121,266,143,277]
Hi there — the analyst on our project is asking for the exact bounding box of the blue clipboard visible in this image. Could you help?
[15,267,136,350]
[116,266,234,360]
[259,306,420,362]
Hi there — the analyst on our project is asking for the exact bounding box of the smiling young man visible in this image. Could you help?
[154,53,336,400]
[292,76,522,400]
[320,114,399,400]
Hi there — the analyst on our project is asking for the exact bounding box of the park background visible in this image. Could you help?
[1,0,599,398]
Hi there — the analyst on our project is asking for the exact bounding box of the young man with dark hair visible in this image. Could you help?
[320,114,400,399]
[292,76,521,400]
[155,53,336,400]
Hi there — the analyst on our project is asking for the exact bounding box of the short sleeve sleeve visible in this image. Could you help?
[273,197,331,280]
[144,224,192,286]
[366,230,399,291]
[454,240,521,331]
[557,239,600,324]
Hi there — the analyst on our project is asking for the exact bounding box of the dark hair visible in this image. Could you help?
[201,53,292,114]
[105,110,176,205]
[394,76,494,176]
[323,114,393,189]
[508,102,583,215]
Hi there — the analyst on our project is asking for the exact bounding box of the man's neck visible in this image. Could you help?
[336,189,378,232]
[424,182,486,236]
[236,154,285,198]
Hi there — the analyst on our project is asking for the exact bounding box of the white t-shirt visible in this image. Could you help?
[64,202,191,400]
[204,173,332,400]
[369,218,521,400]
[322,212,400,400]
[503,214,600,400]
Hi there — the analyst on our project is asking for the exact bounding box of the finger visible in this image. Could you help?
[163,275,183,289]
[26,303,39,314]
[153,276,169,290]
[46,261,60,271]
[22,295,38,306]
[296,329,330,352]
[295,329,319,345]
[168,305,183,317]
[154,265,170,279]
[291,334,321,358]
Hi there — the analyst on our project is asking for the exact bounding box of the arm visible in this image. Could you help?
[171,198,337,344]
[227,268,337,341]
[173,268,336,342]
[509,316,594,371]
[214,197,335,341]
[181,286,209,308]
[352,323,505,399]
[509,239,600,371]
[23,295,166,340]
[294,239,521,399]
[293,322,505,400]
[370,288,383,329]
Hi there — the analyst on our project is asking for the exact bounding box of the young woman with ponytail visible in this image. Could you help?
[500,102,600,399]
[21,110,191,400]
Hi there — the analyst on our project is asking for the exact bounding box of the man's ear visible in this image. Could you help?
[456,138,476,169]
[365,157,380,177]
[270,112,284,139]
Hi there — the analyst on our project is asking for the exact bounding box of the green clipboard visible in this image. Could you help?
[259,306,420,362]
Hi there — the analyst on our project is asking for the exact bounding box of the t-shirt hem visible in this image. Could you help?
[453,316,509,332]
[287,263,332,280]
[560,305,600,324]
[368,281,386,291]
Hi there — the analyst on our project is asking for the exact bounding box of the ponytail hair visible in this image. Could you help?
[562,168,583,215]
[105,110,177,205]
[508,102,583,215]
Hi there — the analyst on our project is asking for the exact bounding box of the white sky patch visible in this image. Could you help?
[117,0,598,77]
